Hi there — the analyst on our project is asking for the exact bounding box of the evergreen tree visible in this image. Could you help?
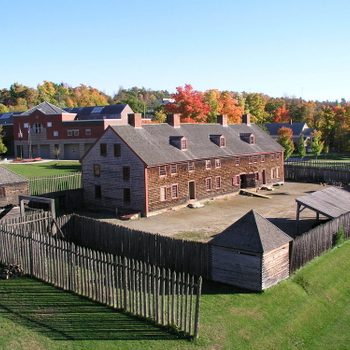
[297,135,306,158]
[311,130,324,159]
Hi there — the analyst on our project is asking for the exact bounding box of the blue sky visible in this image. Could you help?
[1,0,349,101]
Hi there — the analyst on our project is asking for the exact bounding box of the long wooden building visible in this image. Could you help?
[82,113,285,216]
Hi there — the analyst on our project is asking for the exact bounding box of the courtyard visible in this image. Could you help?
[81,182,327,241]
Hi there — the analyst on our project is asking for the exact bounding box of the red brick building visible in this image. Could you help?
[82,114,285,216]
[13,102,134,159]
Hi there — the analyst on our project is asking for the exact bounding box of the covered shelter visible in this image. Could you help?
[296,187,350,224]
[210,210,292,291]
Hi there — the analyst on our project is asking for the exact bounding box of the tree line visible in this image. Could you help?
[1,81,349,152]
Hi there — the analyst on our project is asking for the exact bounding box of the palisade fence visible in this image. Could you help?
[29,172,82,196]
[0,215,202,338]
[290,212,350,272]
[285,160,350,185]
[57,214,210,279]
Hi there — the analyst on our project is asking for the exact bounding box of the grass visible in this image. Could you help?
[2,161,81,178]
[0,241,350,349]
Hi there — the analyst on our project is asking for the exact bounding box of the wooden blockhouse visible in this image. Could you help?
[210,210,292,291]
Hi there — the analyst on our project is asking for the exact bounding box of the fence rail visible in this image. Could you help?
[58,214,210,279]
[290,212,350,272]
[29,172,82,195]
[0,217,202,338]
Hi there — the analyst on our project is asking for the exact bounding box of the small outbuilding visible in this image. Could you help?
[0,167,29,207]
[210,210,293,291]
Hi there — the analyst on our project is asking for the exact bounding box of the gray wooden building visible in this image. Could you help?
[0,167,29,207]
[210,210,292,291]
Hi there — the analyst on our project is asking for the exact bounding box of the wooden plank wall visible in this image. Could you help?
[285,162,350,185]
[0,223,203,339]
[57,214,210,279]
[29,173,82,196]
[290,212,350,272]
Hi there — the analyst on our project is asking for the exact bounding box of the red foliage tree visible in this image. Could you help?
[218,91,244,124]
[273,104,289,122]
[165,84,210,123]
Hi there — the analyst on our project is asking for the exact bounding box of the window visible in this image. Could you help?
[277,153,280,160]
[215,159,221,168]
[73,129,79,136]
[215,176,222,189]
[85,128,92,136]
[205,178,212,191]
[249,134,255,144]
[220,136,226,147]
[255,172,259,180]
[249,156,253,164]
[159,165,167,177]
[232,175,240,186]
[181,138,187,150]
[252,156,258,163]
[53,131,59,137]
[170,164,177,175]
[276,167,280,178]
[271,154,275,161]
[123,188,131,203]
[261,155,265,162]
[123,166,130,181]
[205,160,211,170]
[188,161,195,172]
[235,157,240,166]
[100,143,107,156]
[0,187,5,198]
[93,164,100,177]
[23,123,29,129]
[114,144,121,157]
[34,123,42,134]
[171,184,178,199]
[67,130,73,137]
[95,185,101,198]
[47,122,52,128]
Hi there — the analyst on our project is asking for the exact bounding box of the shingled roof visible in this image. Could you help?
[110,123,283,166]
[20,102,68,116]
[210,210,292,253]
[265,122,313,137]
[0,167,28,185]
[65,104,129,120]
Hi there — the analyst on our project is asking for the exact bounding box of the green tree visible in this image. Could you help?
[0,104,9,113]
[244,93,268,124]
[297,135,306,158]
[154,109,167,123]
[311,130,324,159]
[277,127,295,160]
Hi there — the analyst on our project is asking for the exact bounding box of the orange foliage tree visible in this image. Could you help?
[165,84,210,123]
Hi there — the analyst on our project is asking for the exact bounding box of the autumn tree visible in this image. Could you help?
[273,104,289,122]
[244,93,268,124]
[204,89,220,123]
[311,130,324,158]
[277,127,294,159]
[165,84,209,122]
[218,91,243,124]
[0,126,8,156]
[316,106,335,152]
[297,135,306,158]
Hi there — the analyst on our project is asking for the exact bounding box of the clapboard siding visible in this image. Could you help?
[262,244,290,289]
[82,128,146,214]
[211,246,262,291]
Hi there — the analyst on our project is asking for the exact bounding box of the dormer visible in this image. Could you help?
[210,134,226,147]
[240,133,255,144]
[170,136,187,150]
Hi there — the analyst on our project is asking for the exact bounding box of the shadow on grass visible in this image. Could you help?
[0,277,179,341]
[201,279,257,295]
[38,163,81,172]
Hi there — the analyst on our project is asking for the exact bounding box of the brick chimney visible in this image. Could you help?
[242,113,251,126]
[167,114,181,128]
[217,115,228,127]
[128,113,142,128]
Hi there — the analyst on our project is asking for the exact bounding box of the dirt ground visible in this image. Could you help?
[79,182,327,242]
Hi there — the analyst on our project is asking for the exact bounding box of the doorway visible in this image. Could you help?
[262,169,266,185]
[188,181,196,200]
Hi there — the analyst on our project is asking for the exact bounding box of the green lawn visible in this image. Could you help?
[3,161,81,178]
[0,241,350,349]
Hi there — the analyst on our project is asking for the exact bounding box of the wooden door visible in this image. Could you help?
[188,181,196,199]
